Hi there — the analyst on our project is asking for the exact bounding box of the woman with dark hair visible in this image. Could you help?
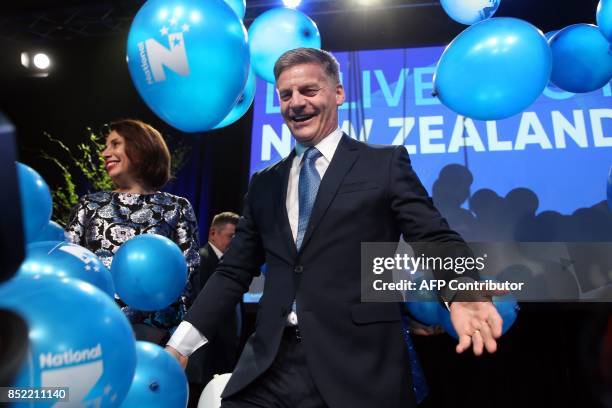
[66,119,200,345]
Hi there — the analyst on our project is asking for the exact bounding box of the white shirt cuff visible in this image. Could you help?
[166,321,208,357]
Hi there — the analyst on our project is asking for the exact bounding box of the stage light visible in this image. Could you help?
[283,0,302,8]
[33,53,50,70]
[20,51,52,77]
[355,0,381,5]
[20,53,29,68]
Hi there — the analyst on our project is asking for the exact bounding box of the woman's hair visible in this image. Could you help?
[108,119,171,190]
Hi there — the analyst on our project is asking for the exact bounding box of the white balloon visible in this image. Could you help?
[440,0,501,25]
[197,373,232,408]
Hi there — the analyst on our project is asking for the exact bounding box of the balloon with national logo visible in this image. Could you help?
[126,0,250,132]
[0,274,136,407]
[434,17,552,120]
[249,7,321,83]
[548,24,612,93]
[214,67,256,129]
[111,234,188,311]
[597,0,612,43]
[17,162,53,243]
[120,342,188,408]
[20,241,115,298]
[440,0,501,25]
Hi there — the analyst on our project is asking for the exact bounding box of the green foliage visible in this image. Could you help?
[75,128,115,192]
[40,128,112,225]
[168,134,191,178]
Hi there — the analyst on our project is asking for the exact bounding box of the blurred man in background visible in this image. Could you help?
[186,212,240,408]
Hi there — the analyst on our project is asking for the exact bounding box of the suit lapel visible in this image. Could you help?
[298,134,359,252]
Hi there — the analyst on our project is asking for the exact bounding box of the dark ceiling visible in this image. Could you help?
[0,0,600,43]
[0,1,436,41]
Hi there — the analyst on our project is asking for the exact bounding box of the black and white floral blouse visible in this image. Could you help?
[66,191,200,331]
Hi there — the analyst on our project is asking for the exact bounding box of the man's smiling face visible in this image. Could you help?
[277,63,345,147]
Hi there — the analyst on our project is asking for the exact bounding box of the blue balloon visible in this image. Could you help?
[126,0,250,132]
[30,220,67,243]
[20,241,115,298]
[120,341,188,408]
[549,24,612,93]
[17,162,53,243]
[439,279,519,339]
[597,0,612,43]
[249,7,321,83]
[544,30,559,41]
[440,0,500,25]
[224,0,245,19]
[0,274,136,407]
[543,31,567,91]
[111,234,187,311]
[214,67,256,129]
[434,17,552,120]
[405,276,446,326]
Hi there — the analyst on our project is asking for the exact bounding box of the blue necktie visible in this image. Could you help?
[296,147,322,249]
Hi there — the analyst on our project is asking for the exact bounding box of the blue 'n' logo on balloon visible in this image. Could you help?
[138,25,190,85]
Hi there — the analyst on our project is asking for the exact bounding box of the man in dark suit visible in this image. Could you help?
[186,212,240,408]
[167,48,503,408]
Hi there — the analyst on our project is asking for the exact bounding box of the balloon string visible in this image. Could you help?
[48,241,64,255]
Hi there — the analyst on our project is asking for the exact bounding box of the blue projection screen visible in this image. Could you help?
[249,46,612,215]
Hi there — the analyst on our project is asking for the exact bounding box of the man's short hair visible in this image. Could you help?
[109,119,171,190]
[273,48,341,85]
[211,212,239,230]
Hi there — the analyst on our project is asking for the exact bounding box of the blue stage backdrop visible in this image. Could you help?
[249,46,612,215]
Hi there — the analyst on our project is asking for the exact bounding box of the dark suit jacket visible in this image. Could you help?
[186,134,466,408]
[185,243,240,385]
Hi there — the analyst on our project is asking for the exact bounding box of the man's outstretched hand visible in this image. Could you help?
[449,301,503,356]
[165,345,189,369]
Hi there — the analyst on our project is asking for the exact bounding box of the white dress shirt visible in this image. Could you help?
[208,242,223,259]
[167,128,344,357]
